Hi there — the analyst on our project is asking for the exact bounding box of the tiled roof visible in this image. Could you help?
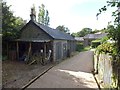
[84,33,107,39]
[75,37,84,41]
[33,20,75,40]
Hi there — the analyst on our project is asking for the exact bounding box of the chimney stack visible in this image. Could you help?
[30,6,36,22]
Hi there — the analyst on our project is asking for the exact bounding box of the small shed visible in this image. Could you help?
[83,33,107,46]
[8,9,76,64]
[75,37,84,43]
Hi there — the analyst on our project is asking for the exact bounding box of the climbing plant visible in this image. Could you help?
[96,0,120,89]
[97,0,120,54]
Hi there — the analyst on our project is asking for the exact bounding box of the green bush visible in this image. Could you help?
[91,39,101,48]
[96,42,117,56]
[76,43,84,52]
[101,36,109,44]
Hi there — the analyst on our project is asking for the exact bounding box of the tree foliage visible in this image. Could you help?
[2,1,26,41]
[38,4,50,25]
[71,28,92,37]
[97,0,120,53]
[97,2,120,88]
[78,28,92,37]
[56,25,70,33]
[2,1,26,56]
[97,0,120,23]
[71,32,78,37]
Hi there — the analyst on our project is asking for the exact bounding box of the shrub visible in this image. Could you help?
[101,36,109,44]
[96,42,117,56]
[76,42,84,52]
[91,39,101,48]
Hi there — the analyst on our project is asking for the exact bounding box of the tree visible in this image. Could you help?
[38,4,50,25]
[2,1,26,40]
[77,28,92,37]
[71,32,78,37]
[71,28,92,37]
[97,0,120,23]
[44,10,50,25]
[2,1,26,56]
[56,25,70,33]
[97,1,120,89]
[97,0,120,52]
[91,29,100,34]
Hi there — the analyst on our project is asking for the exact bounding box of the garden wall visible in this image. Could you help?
[94,53,113,88]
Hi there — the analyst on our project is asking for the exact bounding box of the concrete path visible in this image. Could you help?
[28,51,98,89]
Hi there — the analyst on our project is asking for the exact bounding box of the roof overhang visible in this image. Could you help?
[14,39,51,42]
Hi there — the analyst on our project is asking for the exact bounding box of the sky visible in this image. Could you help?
[5,0,116,33]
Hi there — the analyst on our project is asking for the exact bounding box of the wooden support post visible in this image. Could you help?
[16,41,19,60]
[52,41,55,63]
[28,42,31,60]
[7,42,9,59]
[44,43,46,59]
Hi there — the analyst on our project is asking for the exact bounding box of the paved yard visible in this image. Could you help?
[28,51,98,89]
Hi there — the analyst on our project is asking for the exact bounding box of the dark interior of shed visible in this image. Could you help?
[8,41,53,65]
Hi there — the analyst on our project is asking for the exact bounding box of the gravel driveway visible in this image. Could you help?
[28,51,98,89]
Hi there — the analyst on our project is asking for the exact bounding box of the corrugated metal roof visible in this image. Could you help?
[33,21,75,40]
